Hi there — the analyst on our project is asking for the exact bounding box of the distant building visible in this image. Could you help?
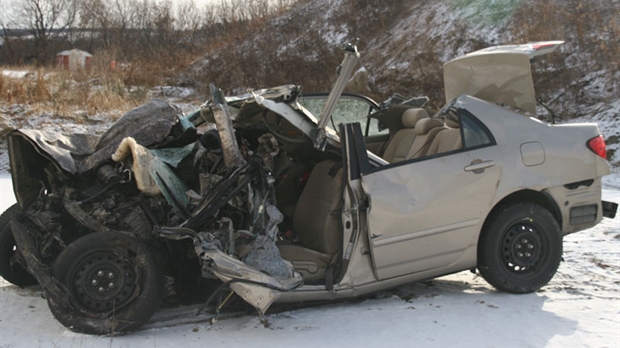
[56,49,92,70]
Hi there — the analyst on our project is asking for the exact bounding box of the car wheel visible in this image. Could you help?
[0,204,38,287]
[48,231,164,335]
[477,203,562,294]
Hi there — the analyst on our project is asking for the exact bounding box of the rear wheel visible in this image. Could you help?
[48,231,164,335]
[477,203,562,293]
[0,204,37,287]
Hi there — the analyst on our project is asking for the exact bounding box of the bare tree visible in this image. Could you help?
[6,0,79,65]
[174,0,203,49]
[0,1,18,62]
[79,0,114,50]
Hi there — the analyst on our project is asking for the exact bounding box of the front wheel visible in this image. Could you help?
[0,204,38,287]
[477,203,562,294]
[48,232,164,335]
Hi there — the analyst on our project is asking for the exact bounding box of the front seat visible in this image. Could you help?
[277,160,343,282]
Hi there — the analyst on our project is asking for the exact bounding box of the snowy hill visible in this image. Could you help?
[187,0,619,121]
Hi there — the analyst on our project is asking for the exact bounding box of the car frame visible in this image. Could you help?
[1,41,617,335]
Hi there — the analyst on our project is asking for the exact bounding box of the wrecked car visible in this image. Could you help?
[1,41,617,335]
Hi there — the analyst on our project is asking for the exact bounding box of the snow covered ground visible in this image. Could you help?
[0,174,618,347]
[1,70,30,79]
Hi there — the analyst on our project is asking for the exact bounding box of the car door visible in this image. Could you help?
[345,110,502,280]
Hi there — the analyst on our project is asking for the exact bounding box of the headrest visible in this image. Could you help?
[445,117,460,128]
[402,108,429,128]
[414,118,444,135]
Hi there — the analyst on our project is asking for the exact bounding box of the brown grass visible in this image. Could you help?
[0,52,165,120]
[0,69,50,105]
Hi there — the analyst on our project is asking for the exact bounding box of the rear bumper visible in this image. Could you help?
[545,177,606,235]
[603,200,618,219]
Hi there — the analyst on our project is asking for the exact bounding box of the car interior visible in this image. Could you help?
[270,107,465,282]
[377,107,464,164]
[276,159,343,282]
[269,102,496,284]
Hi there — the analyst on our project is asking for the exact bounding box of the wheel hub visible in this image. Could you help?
[72,250,137,313]
[502,224,543,272]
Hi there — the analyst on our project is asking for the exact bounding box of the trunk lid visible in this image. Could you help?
[444,41,564,114]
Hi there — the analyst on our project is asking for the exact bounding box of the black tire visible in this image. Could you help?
[48,231,164,335]
[477,203,562,294]
[0,204,38,287]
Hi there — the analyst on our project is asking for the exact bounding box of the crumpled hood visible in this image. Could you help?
[10,99,182,174]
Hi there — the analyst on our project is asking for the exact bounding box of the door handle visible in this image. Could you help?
[464,160,495,173]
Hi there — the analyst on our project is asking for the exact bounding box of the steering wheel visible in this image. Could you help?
[262,110,307,144]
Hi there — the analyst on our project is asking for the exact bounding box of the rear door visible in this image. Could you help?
[346,109,502,280]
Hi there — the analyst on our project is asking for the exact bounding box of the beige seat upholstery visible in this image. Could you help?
[382,108,429,163]
[426,117,462,156]
[405,118,446,160]
[278,160,343,282]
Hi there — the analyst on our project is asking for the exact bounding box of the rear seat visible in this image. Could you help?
[382,108,429,163]
[426,117,462,156]
[405,118,446,160]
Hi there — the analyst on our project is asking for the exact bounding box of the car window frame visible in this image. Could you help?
[354,107,497,174]
[300,93,381,137]
[458,108,497,151]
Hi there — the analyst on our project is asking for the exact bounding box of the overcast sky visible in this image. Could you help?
[194,0,221,5]
[0,0,231,25]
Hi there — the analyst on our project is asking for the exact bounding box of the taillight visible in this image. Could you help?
[587,135,607,159]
